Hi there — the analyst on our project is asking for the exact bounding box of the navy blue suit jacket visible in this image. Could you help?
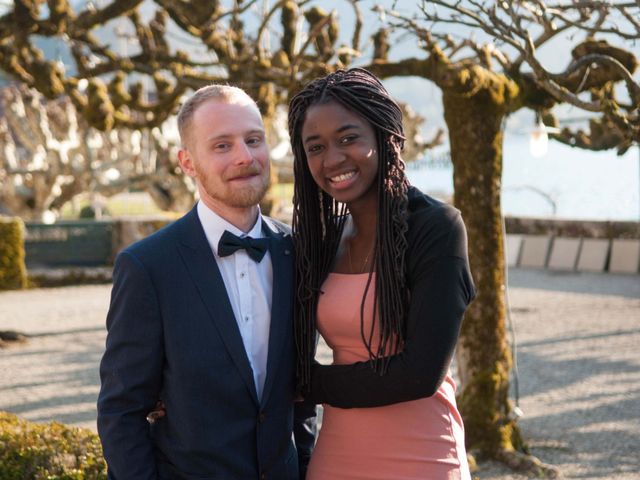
[97,207,316,479]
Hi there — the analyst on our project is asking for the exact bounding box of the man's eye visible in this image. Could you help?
[247,137,262,146]
[214,143,230,150]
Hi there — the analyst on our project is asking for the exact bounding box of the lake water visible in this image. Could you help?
[406,133,640,221]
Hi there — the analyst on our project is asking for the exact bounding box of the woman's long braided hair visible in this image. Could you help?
[289,68,410,392]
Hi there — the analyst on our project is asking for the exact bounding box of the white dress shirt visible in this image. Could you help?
[197,201,273,400]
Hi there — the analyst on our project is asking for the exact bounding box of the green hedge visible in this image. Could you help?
[0,217,27,290]
[0,412,107,479]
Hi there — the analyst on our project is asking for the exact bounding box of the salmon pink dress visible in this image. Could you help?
[306,272,471,480]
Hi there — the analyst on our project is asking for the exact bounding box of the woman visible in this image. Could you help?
[289,68,476,480]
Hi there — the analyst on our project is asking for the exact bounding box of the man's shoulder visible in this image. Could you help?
[263,216,291,235]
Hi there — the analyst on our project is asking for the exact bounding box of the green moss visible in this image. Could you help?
[0,217,28,291]
[0,411,107,479]
[107,72,131,109]
[281,1,298,60]
[84,79,114,131]
[457,368,514,455]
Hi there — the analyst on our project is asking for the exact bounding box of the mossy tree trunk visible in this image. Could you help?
[443,81,523,457]
[254,86,279,216]
[0,216,27,291]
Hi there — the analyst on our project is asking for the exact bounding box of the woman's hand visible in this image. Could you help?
[146,400,166,424]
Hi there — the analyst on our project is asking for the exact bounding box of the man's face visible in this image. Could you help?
[178,99,270,216]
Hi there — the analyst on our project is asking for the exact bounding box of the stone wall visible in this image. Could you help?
[504,217,640,240]
[503,217,640,274]
[23,216,640,279]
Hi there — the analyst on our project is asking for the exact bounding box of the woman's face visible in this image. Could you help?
[300,101,378,207]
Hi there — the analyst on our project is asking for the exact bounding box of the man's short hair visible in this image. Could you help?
[177,85,259,146]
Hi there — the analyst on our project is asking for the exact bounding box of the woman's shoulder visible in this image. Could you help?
[406,186,462,231]
[404,186,470,262]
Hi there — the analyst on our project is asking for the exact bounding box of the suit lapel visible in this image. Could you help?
[260,221,293,405]
[176,208,259,404]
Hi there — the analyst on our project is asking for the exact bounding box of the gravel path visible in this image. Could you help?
[0,269,638,479]
[471,270,640,479]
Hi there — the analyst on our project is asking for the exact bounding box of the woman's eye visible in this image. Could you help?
[307,144,322,154]
[340,135,357,144]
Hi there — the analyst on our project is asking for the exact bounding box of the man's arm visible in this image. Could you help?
[293,400,317,480]
[97,251,164,479]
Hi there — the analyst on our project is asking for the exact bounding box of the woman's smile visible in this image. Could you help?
[329,170,358,188]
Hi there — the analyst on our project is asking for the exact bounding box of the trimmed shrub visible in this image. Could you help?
[78,205,111,219]
[0,216,27,290]
[0,411,107,479]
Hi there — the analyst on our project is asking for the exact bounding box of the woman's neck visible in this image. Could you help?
[346,192,378,241]
[348,209,377,241]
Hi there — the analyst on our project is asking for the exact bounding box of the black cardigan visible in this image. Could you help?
[307,187,476,408]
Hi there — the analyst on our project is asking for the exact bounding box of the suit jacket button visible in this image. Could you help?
[259,411,266,423]
[260,473,266,480]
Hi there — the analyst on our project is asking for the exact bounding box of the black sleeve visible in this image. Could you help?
[307,209,475,408]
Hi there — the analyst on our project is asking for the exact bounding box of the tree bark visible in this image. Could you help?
[443,82,524,456]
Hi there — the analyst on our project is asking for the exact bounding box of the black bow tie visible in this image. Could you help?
[218,230,269,263]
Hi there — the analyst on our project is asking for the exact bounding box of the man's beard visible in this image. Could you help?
[197,164,270,208]
[223,179,269,207]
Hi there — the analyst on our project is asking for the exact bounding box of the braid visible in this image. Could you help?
[289,68,409,393]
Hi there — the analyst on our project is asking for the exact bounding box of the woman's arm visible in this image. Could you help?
[307,211,476,408]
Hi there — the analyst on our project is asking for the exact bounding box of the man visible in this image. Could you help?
[97,85,316,479]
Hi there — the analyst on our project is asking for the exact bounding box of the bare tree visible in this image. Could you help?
[0,85,193,220]
[0,1,360,130]
[0,1,439,216]
[0,1,366,217]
